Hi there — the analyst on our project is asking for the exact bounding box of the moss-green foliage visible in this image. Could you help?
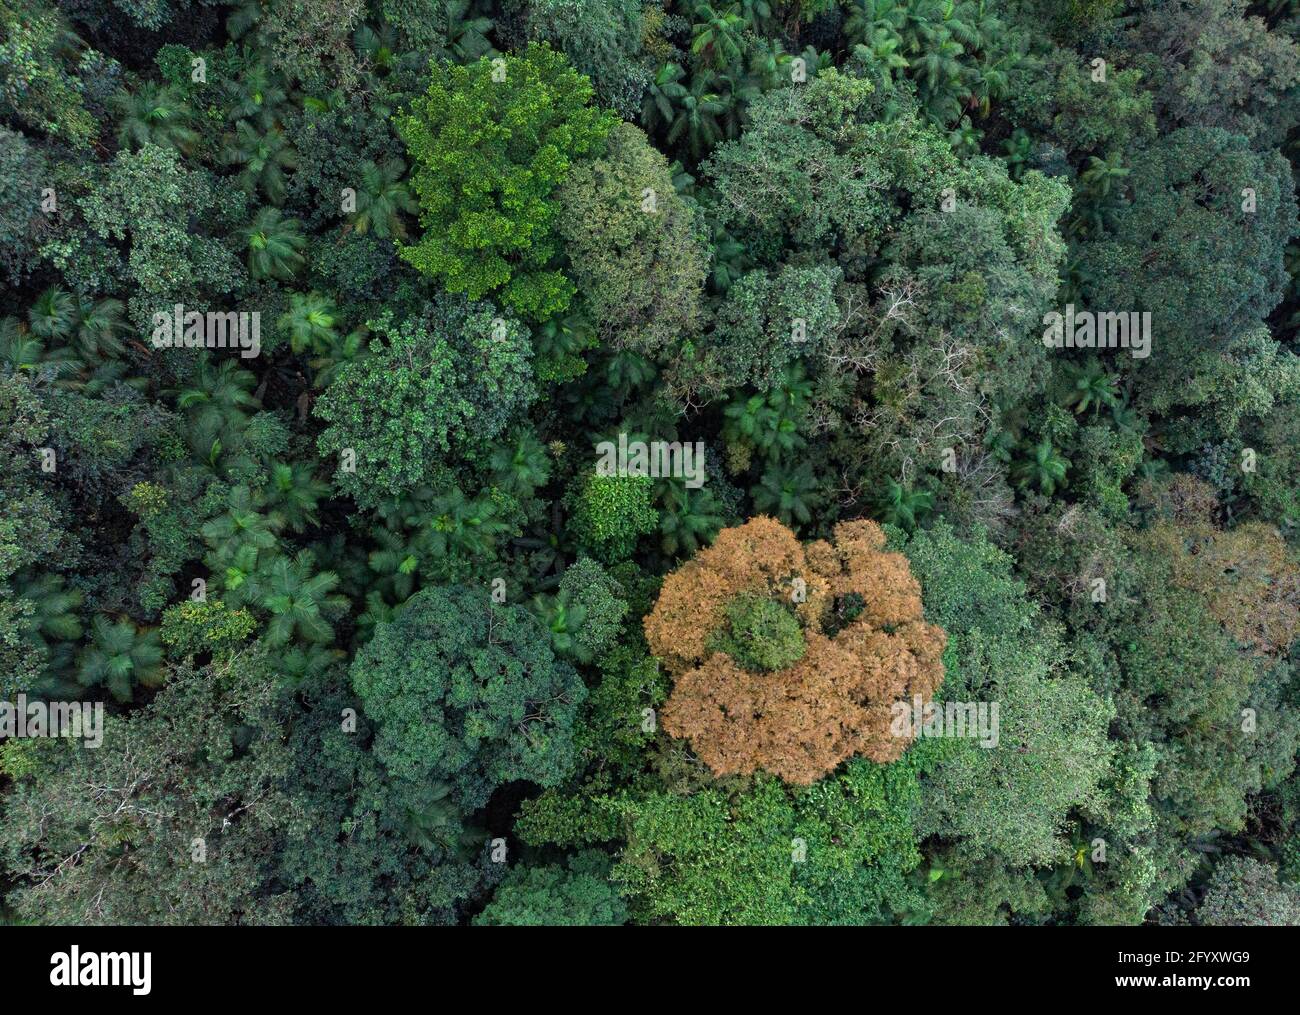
[1074,424,1144,519]
[0,653,297,925]
[159,599,257,658]
[557,556,628,659]
[610,756,929,925]
[530,556,628,662]
[3,0,1300,931]
[277,669,501,926]
[1007,46,1156,156]
[80,143,235,301]
[350,585,586,810]
[571,640,669,771]
[0,372,71,698]
[514,778,626,849]
[556,121,707,358]
[902,523,1115,869]
[707,592,805,672]
[1125,0,1300,146]
[396,44,616,320]
[0,0,98,146]
[1197,857,1300,927]
[0,127,49,285]
[315,300,535,508]
[566,472,659,563]
[691,262,841,396]
[1078,128,1297,408]
[473,850,628,926]
[704,70,925,255]
[1013,496,1300,922]
[519,0,648,119]
[919,846,1052,926]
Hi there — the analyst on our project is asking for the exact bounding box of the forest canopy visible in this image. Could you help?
[1,0,1299,929]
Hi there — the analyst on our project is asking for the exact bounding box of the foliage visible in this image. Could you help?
[396,44,616,320]
[556,122,707,358]
[566,472,659,563]
[519,0,648,119]
[0,653,298,925]
[1197,857,1300,927]
[605,755,930,925]
[707,592,806,672]
[645,517,946,784]
[550,555,628,661]
[76,616,165,703]
[473,850,628,925]
[350,585,587,810]
[0,127,50,285]
[159,599,257,658]
[316,300,535,508]
[2,0,1299,933]
[902,522,1115,869]
[0,0,97,145]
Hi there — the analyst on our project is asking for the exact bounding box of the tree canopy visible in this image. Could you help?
[2,0,1299,935]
